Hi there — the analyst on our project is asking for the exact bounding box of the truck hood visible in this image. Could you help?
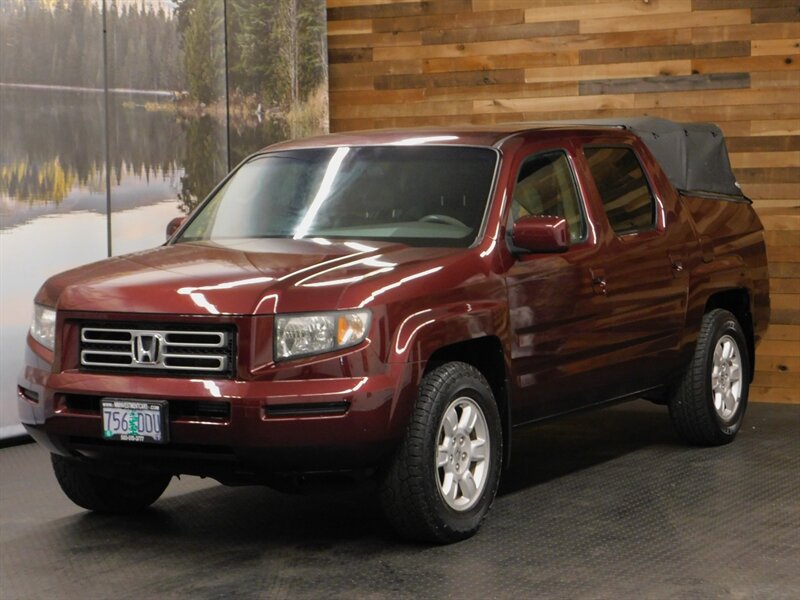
[39,238,466,315]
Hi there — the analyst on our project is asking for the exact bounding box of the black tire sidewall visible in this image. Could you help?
[419,372,503,538]
[703,314,749,437]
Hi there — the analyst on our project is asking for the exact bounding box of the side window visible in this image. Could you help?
[584,147,656,234]
[510,151,587,243]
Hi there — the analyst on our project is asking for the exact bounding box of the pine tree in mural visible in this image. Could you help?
[225,0,327,106]
[297,0,327,98]
[175,0,224,104]
[0,0,185,91]
[1,0,327,110]
[279,0,300,108]
[227,0,284,105]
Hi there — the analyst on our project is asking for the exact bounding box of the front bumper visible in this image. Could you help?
[18,344,421,479]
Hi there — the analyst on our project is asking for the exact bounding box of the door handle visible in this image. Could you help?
[668,253,685,276]
[590,268,607,296]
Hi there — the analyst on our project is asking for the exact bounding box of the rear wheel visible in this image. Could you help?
[669,309,750,446]
[52,454,171,513]
[379,362,502,543]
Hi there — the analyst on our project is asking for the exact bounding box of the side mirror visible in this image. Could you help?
[166,216,187,241]
[511,215,570,253]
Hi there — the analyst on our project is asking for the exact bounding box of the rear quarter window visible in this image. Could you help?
[584,147,656,235]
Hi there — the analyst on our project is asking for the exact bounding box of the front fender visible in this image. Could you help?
[387,300,509,365]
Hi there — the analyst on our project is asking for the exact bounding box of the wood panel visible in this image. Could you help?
[326,0,800,404]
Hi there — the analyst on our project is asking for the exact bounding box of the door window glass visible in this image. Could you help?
[510,151,587,242]
[584,147,656,234]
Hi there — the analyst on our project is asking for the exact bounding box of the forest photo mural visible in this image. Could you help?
[0,0,329,437]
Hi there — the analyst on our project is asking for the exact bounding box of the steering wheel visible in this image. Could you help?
[418,214,468,228]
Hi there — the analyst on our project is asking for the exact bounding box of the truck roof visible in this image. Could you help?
[267,122,607,151]
[268,117,744,200]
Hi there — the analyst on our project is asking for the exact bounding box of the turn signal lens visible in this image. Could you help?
[337,311,368,346]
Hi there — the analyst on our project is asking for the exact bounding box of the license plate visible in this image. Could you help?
[101,399,168,444]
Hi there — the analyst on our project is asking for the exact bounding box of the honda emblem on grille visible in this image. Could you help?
[133,333,164,365]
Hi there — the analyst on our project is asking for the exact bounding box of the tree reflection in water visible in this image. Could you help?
[0,86,309,222]
[0,87,229,221]
[178,114,228,214]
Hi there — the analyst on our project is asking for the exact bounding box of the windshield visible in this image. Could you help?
[177,145,498,248]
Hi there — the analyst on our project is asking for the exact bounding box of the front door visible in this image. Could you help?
[505,143,610,423]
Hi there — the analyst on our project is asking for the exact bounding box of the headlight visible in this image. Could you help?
[275,310,371,360]
[30,304,56,351]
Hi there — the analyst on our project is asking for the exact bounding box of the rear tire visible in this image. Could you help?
[669,309,750,446]
[379,362,502,544]
[52,454,171,513]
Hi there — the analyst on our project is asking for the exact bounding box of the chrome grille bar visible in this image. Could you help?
[80,326,232,374]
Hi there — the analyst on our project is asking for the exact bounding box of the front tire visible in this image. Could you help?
[669,309,750,446]
[52,454,171,513]
[379,362,502,543]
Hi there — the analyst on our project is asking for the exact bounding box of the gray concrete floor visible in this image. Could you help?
[1,400,798,599]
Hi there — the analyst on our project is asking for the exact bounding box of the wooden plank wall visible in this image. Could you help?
[325,0,800,404]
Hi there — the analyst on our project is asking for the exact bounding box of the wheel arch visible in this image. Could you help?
[424,336,513,470]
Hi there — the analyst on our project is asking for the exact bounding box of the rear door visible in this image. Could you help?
[575,136,691,397]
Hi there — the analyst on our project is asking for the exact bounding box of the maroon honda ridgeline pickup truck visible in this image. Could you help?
[19,118,769,543]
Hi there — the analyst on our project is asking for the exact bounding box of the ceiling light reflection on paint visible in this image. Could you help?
[389,136,459,146]
[357,266,443,308]
[344,241,377,253]
[177,276,275,315]
[294,255,398,288]
[301,266,395,288]
[194,380,222,398]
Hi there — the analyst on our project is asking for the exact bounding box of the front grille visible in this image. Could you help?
[79,323,235,377]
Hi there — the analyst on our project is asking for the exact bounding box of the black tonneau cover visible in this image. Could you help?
[562,117,745,199]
